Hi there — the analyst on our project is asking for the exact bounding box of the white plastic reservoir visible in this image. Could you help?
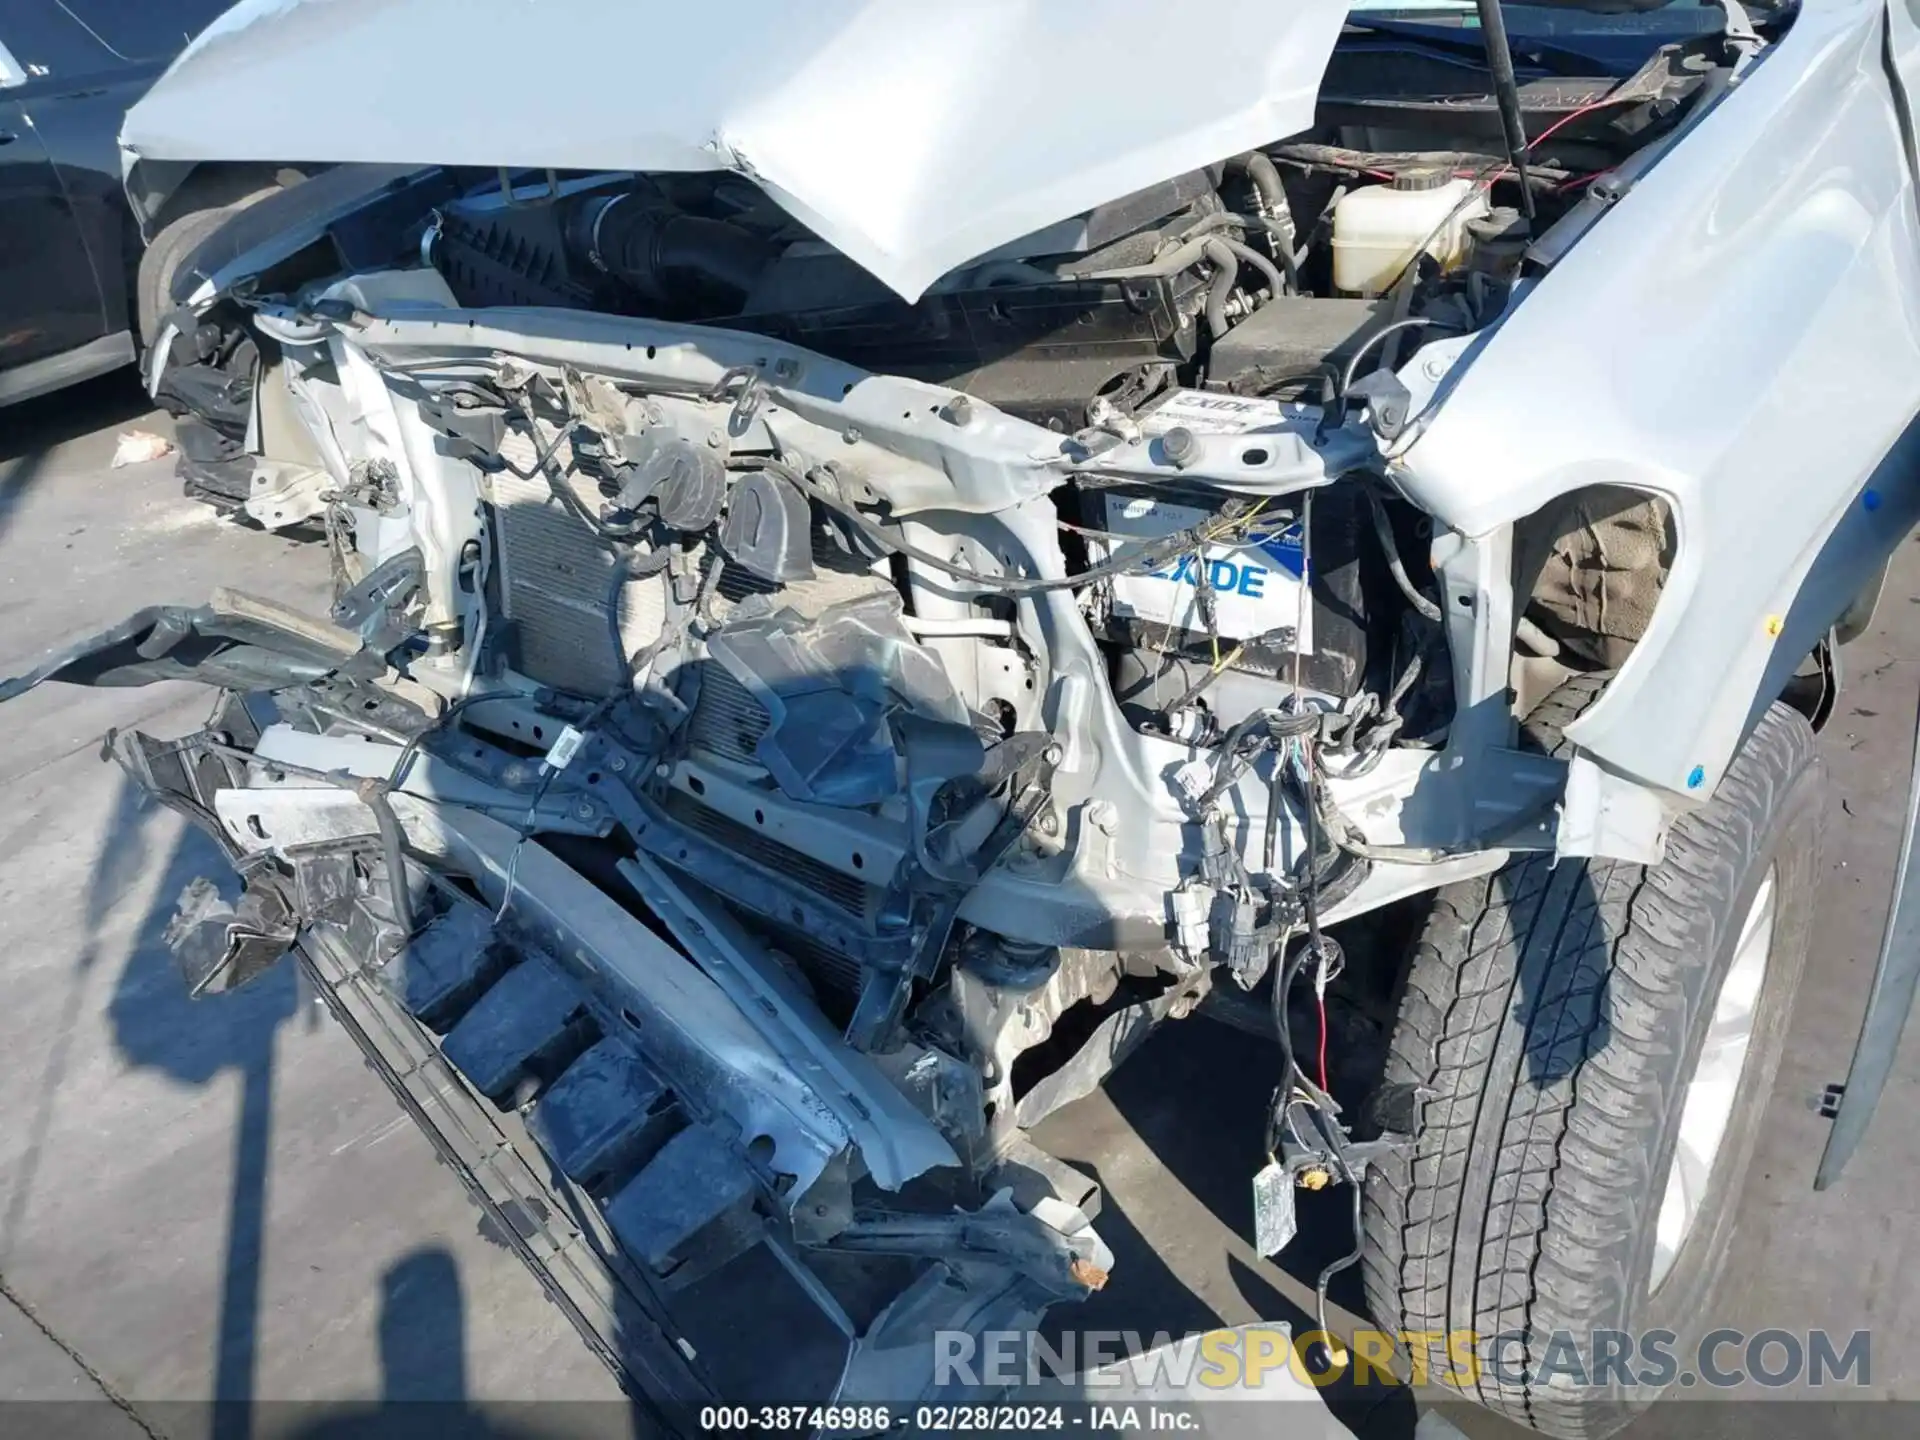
[1332,168,1490,296]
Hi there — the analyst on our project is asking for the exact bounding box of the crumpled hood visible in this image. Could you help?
[124,0,1351,301]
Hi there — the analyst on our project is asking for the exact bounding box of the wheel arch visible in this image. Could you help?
[127,158,302,240]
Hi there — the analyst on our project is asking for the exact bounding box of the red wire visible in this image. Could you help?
[1529,95,1637,153]
[1367,96,1635,197]
[1316,990,1331,1093]
[1453,96,1637,201]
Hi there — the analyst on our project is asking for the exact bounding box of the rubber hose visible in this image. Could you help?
[1202,238,1238,338]
[1365,489,1443,622]
[1231,151,1297,251]
[581,197,776,306]
[1217,236,1287,303]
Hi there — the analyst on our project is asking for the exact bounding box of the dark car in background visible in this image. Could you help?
[0,0,296,407]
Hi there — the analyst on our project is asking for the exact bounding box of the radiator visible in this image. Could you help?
[684,661,771,767]
[488,422,893,1001]
[489,426,666,697]
[657,789,877,1002]
[489,424,894,700]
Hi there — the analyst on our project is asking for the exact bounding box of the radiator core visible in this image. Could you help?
[489,427,665,697]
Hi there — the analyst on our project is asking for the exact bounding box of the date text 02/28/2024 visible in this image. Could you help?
[696,1404,1200,1433]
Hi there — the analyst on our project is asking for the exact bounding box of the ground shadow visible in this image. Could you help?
[1078,855,1616,1440]
[1,369,154,466]
[97,774,301,1440]
[1035,1160,1226,1354]
[283,1245,596,1440]
[94,783,630,1440]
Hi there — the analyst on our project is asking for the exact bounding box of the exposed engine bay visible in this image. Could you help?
[62,4,1780,1411]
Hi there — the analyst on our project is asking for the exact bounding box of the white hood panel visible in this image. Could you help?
[124,0,1350,300]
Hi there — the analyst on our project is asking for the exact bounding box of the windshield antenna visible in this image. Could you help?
[1472,0,1537,224]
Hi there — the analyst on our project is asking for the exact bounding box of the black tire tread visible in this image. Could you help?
[135,188,275,349]
[1360,674,1819,1435]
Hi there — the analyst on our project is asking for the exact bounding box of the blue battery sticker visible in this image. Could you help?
[1095,495,1315,652]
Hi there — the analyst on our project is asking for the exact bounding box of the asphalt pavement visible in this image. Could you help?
[1,373,1914,1439]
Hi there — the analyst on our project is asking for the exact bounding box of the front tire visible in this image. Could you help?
[1361,678,1823,1437]
[135,187,277,350]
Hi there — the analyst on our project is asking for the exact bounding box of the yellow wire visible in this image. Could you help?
[1196,498,1274,669]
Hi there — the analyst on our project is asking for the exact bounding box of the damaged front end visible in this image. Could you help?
[90,642,1115,1411]
[9,299,1547,1404]
[14,0,1822,1410]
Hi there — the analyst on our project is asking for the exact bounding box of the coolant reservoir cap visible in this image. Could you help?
[1390,167,1449,192]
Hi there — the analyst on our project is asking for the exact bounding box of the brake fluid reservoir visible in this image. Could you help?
[1332,168,1490,296]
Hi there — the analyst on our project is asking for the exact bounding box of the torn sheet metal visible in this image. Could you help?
[222,783,878,1208]
[0,590,373,701]
[123,0,1349,301]
[619,852,961,1192]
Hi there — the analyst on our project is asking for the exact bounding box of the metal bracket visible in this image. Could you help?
[1556,752,1670,865]
[616,852,959,1193]
[331,545,426,647]
[242,460,334,531]
[497,167,561,207]
[248,727,613,836]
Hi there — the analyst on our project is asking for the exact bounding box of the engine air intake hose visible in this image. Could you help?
[571,194,776,308]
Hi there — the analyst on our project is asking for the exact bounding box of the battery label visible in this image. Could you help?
[1094,493,1314,652]
[1139,388,1312,437]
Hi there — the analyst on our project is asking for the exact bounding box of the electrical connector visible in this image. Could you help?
[1173,756,1215,805]
[540,724,587,773]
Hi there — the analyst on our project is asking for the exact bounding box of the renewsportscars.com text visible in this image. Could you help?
[935,1327,1872,1391]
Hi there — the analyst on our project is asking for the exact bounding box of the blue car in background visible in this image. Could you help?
[0,0,292,408]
